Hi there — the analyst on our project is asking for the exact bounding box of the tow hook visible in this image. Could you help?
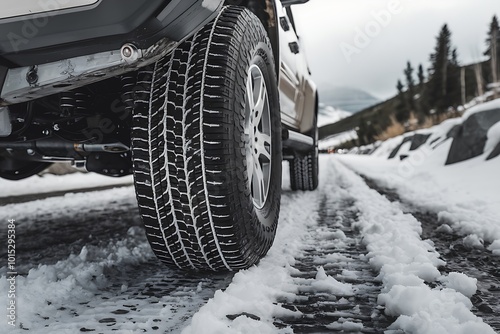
[26,66,39,85]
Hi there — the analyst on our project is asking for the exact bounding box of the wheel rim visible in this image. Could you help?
[244,64,272,209]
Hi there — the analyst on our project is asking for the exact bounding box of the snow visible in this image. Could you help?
[461,98,500,120]
[338,99,500,251]
[327,319,364,331]
[0,218,158,333]
[488,240,500,256]
[322,158,494,334]
[0,184,221,333]
[440,272,477,298]
[326,100,500,332]
[181,156,495,333]
[1,107,498,333]
[319,130,358,150]
[316,104,369,151]
[182,174,321,334]
[0,172,132,198]
[342,155,500,247]
[485,120,500,153]
[311,267,354,296]
[462,234,485,249]
[436,224,454,234]
[317,104,351,127]
[381,285,483,334]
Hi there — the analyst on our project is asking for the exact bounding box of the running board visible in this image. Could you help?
[282,129,314,153]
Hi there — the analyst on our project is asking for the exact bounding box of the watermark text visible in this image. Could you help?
[6,219,17,327]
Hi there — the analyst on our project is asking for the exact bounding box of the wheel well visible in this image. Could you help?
[225,0,280,74]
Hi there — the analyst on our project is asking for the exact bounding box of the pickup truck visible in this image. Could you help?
[0,0,318,271]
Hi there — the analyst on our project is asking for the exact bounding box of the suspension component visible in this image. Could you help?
[59,90,90,116]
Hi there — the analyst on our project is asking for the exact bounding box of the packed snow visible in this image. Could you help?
[1,157,495,333]
[182,157,494,333]
[2,94,499,334]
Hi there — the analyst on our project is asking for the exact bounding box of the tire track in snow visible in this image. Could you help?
[273,196,394,333]
[183,160,395,333]
[327,156,494,334]
[0,187,234,333]
[360,176,500,332]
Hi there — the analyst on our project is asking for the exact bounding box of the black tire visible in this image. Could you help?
[131,7,281,271]
[289,119,319,191]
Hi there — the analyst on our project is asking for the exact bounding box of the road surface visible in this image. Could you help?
[0,156,497,333]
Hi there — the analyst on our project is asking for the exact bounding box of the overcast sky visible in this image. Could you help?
[291,0,500,101]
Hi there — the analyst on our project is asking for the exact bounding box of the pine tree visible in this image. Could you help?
[485,15,500,85]
[396,79,404,94]
[357,117,369,145]
[429,24,453,113]
[404,61,415,109]
[416,64,429,117]
[447,48,461,107]
[395,79,409,122]
[418,64,425,90]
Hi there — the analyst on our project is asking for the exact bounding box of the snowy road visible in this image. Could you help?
[1,156,498,333]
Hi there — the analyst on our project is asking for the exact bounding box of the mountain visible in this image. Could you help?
[318,85,381,113]
[318,103,352,127]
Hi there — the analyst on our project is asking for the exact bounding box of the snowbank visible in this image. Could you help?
[340,99,500,254]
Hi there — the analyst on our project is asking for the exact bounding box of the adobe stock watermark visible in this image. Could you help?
[6,219,17,327]
[8,0,80,52]
[397,145,433,179]
[339,0,404,64]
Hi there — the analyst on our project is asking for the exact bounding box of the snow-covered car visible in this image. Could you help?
[0,0,317,271]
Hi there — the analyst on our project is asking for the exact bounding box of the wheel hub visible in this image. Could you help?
[244,65,272,209]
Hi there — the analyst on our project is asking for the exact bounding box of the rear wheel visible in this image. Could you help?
[289,117,319,191]
[131,7,281,271]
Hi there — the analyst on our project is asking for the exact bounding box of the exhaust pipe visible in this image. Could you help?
[0,138,129,161]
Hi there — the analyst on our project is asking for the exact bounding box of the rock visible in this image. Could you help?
[388,136,412,159]
[226,312,261,321]
[409,133,431,151]
[446,108,500,165]
[388,133,431,159]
